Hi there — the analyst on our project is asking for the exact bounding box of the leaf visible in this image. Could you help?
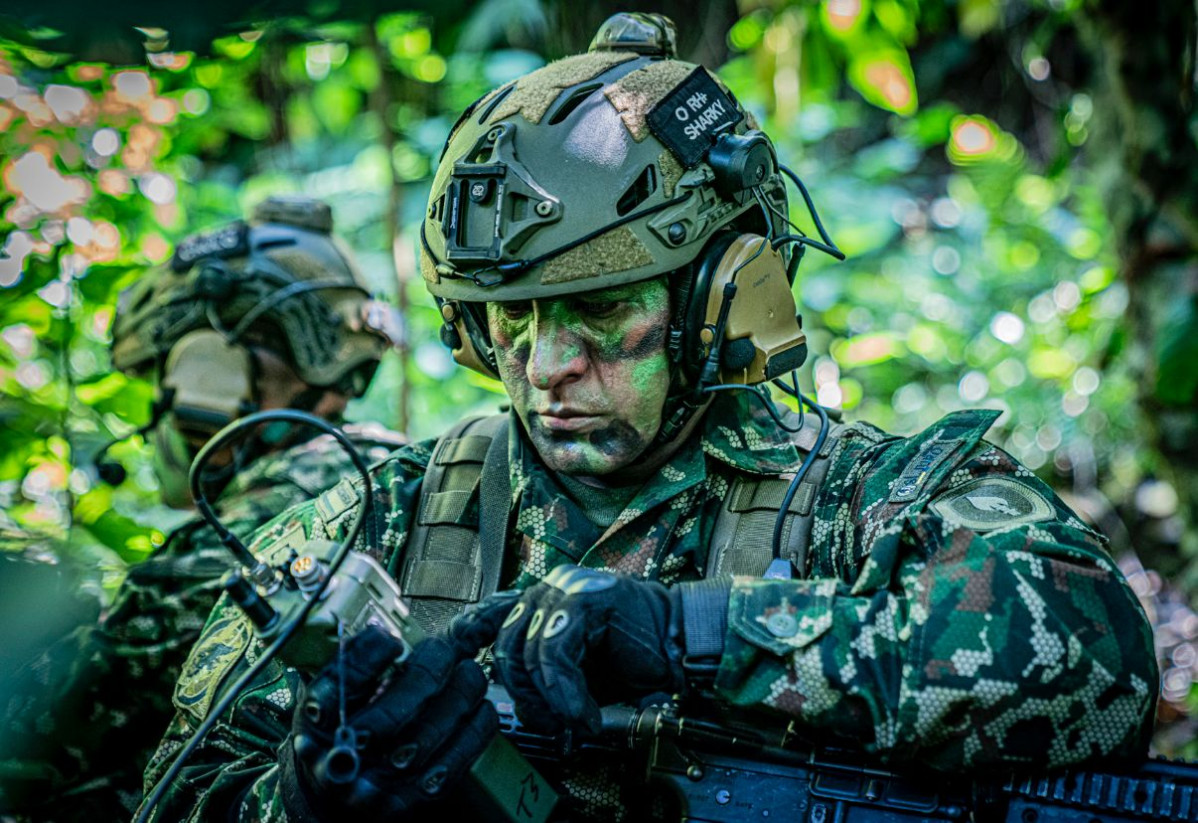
[1155,296,1198,406]
[847,46,918,116]
[91,378,155,424]
[311,79,360,135]
[76,263,136,304]
[73,487,155,563]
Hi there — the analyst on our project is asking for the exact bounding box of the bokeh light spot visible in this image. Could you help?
[826,0,863,32]
[92,127,120,156]
[38,280,69,307]
[930,197,961,228]
[1073,366,1101,396]
[113,70,152,103]
[44,84,89,123]
[16,361,51,391]
[5,152,88,214]
[182,88,210,116]
[139,173,177,205]
[958,370,990,403]
[66,216,94,246]
[1053,281,1081,312]
[990,312,1025,344]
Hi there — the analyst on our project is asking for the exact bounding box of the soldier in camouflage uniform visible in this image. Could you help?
[0,197,404,821]
[141,15,1157,823]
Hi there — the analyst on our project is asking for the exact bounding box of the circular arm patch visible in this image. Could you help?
[928,476,1054,532]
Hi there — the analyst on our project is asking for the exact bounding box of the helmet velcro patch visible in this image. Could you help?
[420,248,439,284]
[658,150,684,197]
[487,51,636,126]
[540,225,654,284]
[603,60,695,142]
[252,195,334,233]
[266,249,328,282]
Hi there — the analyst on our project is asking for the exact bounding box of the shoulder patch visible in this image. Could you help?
[315,478,360,537]
[929,476,1054,532]
[174,607,252,722]
[890,438,960,502]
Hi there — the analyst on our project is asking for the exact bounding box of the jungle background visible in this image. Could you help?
[0,0,1194,755]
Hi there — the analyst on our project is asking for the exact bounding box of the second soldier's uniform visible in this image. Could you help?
[0,195,404,821]
[1,425,403,822]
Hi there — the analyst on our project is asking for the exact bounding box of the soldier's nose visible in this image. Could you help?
[526,312,586,392]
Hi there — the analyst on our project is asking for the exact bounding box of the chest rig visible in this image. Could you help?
[399,414,843,632]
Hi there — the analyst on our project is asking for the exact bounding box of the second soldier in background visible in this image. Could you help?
[0,196,404,820]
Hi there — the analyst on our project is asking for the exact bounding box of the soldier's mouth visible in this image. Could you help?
[532,410,604,432]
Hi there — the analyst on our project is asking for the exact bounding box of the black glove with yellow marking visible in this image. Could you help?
[279,626,496,821]
[450,566,686,735]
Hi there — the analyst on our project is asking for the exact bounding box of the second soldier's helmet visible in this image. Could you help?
[113,195,394,397]
[110,196,396,506]
[422,13,812,391]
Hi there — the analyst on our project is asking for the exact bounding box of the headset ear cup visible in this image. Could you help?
[680,232,742,384]
[684,233,807,386]
[438,300,500,381]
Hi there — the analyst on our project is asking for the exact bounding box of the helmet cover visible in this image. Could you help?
[420,13,789,305]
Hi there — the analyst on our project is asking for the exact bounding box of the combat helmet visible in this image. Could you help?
[113,195,394,397]
[423,12,836,405]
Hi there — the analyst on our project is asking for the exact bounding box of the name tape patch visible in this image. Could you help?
[647,67,744,168]
[890,440,959,503]
[316,478,360,537]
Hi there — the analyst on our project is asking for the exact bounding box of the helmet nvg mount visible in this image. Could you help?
[423,12,841,397]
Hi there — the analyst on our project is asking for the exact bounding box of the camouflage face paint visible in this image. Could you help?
[487,277,672,478]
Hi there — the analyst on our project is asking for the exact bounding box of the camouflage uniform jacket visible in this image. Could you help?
[0,423,403,822]
[141,396,1157,821]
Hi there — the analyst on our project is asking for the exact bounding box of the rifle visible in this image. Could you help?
[490,688,1198,822]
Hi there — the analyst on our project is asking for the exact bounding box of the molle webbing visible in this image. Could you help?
[400,414,508,632]
[708,420,842,579]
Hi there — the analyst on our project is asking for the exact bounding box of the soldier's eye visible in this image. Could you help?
[499,301,532,320]
[575,299,622,319]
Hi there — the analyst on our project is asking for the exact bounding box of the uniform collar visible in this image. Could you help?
[506,391,801,554]
[698,390,802,475]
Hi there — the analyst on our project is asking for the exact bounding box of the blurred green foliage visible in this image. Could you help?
[0,0,1193,751]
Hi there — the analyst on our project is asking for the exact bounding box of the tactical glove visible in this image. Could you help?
[279,626,496,821]
[450,565,686,735]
